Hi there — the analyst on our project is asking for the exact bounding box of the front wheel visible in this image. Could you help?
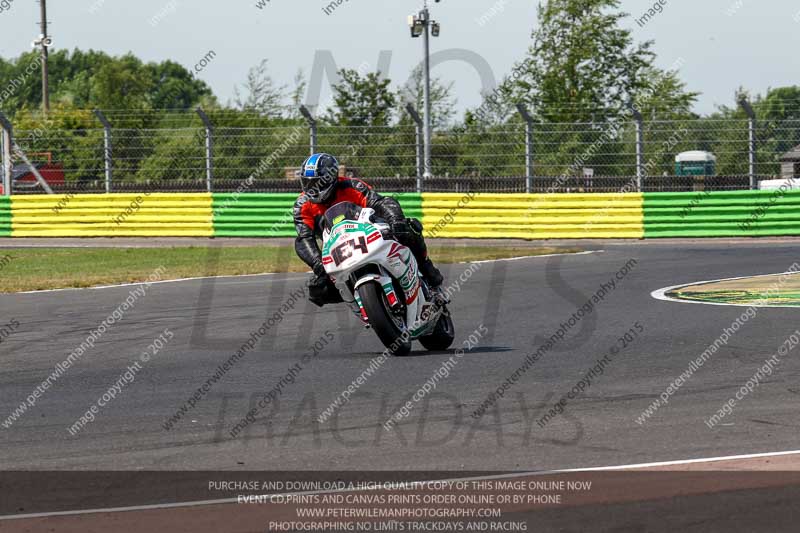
[419,310,455,351]
[359,281,412,357]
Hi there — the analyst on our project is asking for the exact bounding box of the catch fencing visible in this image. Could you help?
[1,108,797,195]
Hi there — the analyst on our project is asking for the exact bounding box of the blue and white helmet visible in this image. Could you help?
[300,153,339,204]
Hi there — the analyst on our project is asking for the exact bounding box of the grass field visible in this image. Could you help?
[0,245,578,293]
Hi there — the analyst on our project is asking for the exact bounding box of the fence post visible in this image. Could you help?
[196,107,214,193]
[0,113,11,196]
[738,98,756,189]
[629,104,644,191]
[93,109,113,193]
[299,105,317,155]
[516,103,534,193]
[405,104,424,193]
[13,145,53,194]
[0,112,53,194]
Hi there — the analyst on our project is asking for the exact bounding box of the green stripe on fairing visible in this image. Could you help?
[0,197,10,237]
[321,232,342,255]
[397,264,414,290]
[643,190,800,238]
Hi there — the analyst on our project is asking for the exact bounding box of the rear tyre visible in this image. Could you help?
[419,310,455,351]
[359,281,412,357]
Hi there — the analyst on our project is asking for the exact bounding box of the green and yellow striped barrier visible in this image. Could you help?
[643,190,800,238]
[213,192,297,237]
[10,193,213,237]
[0,197,11,237]
[0,189,799,239]
[421,192,644,239]
[211,192,422,237]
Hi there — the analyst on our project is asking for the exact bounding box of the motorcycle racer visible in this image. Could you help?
[293,153,444,307]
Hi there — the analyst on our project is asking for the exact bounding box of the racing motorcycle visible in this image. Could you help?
[320,202,455,357]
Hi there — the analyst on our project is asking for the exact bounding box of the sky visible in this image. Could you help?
[0,0,798,117]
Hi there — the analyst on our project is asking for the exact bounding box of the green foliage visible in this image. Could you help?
[233,59,286,117]
[0,48,213,116]
[633,66,699,120]
[397,66,456,129]
[751,87,800,174]
[147,60,213,109]
[502,0,652,122]
[0,36,794,183]
[701,86,800,175]
[326,69,396,127]
[91,54,152,110]
[12,104,104,182]
[466,0,701,176]
[135,128,205,182]
[483,0,698,124]
[0,51,46,113]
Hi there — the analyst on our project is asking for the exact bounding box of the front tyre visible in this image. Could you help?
[419,310,455,351]
[359,281,412,357]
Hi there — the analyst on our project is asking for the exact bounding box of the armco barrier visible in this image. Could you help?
[10,193,213,237]
[211,192,422,237]
[0,197,11,237]
[421,193,645,239]
[643,190,800,238]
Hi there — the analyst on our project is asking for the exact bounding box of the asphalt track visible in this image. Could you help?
[2,239,800,529]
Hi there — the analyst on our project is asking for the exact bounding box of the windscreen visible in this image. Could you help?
[322,202,362,230]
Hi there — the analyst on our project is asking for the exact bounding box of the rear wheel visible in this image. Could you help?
[419,310,455,351]
[359,281,412,357]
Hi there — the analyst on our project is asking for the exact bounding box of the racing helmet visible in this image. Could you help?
[300,153,339,204]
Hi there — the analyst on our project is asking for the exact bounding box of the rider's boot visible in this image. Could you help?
[419,258,444,289]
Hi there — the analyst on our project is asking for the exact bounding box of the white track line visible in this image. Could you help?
[463,250,601,264]
[8,272,307,295]
[3,448,798,521]
[6,251,602,295]
[550,449,800,472]
[651,270,800,308]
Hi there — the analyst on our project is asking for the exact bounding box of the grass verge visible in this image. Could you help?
[0,245,580,293]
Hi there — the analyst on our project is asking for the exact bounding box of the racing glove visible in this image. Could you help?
[307,270,344,308]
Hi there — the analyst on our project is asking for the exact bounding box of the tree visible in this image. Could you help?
[733,87,800,174]
[0,51,48,113]
[471,0,701,177]
[632,66,698,120]
[233,59,286,117]
[12,104,103,183]
[326,69,396,127]
[90,54,151,110]
[287,69,307,118]
[750,86,800,123]
[754,87,800,174]
[49,49,114,108]
[499,0,696,123]
[145,60,214,109]
[700,87,800,175]
[396,66,457,129]
[0,49,213,115]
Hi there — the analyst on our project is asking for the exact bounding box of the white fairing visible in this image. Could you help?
[321,207,441,338]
